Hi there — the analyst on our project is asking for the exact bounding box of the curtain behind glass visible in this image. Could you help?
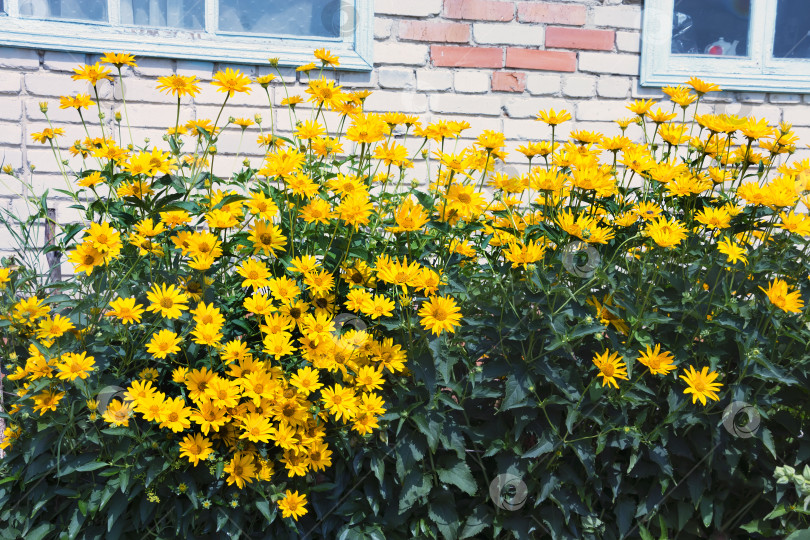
[19,0,107,21]
[219,0,341,37]
[120,0,203,29]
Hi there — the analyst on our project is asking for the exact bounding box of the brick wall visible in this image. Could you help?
[1,0,809,259]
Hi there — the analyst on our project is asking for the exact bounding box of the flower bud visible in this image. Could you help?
[268,57,279,67]
[254,114,262,124]
[209,145,217,155]
[2,164,13,174]
[114,111,122,122]
[39,101,48,113]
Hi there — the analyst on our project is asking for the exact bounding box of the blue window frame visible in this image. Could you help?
[641,0,810,93]
[0,0,373,70]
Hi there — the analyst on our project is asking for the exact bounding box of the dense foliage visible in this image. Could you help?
[0,51,808,539]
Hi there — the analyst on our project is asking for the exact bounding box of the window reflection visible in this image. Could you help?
[219,0,341,37]
[121,0,204,29]
[773,0,810,58]
[671,0,750,57]
[19,0,107,21]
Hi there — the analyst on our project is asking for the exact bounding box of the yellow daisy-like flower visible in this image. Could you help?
[536,108,572,125]
[178,433,213,466]
[146,283,189,319]
[680,365,723,405]
[102,399,132,426]
[146,329,182,359]
[759,278,804,314]
[418,295,462,336]
[290,366,323,395]
[637,344,676,376]
[248,221,286,256]
[645,217,688,249]
[321,384,358,421]
[277,490,308,521]
[592,350,628,389]
[55,351,96,381]
[32,389,65,415]
[224,452,256,489]
[687,77,720,95]
[314,48,340,67]
[100,52,137,68]
[71,62,113,85]
[237,259,272,290]
[211,68,252,97]
[717,237,747,265]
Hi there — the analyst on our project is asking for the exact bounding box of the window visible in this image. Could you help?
[0,0,372,69]
[641,0,810,92]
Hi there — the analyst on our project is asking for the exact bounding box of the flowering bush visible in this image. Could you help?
[0,51,809,539]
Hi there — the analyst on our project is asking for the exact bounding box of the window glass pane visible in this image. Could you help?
[120,0,204,29]
[19,0,107,21]
[219,0,342,37]
[671,0,750,57]
[773,0,810,58]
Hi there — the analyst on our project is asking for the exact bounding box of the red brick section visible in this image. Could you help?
[491,71,526,92]
[517,2,586,25]
[546,27,615,51]
[399,21,471,43]
[505,48,577,72]
[444,0,514,21]
[431,45,503,68]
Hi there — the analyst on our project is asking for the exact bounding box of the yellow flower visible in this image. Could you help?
[314,48,340,67]
[31,128,65,144]
[637,344,676,376]
[418,295,462,336]
[179,433,213,466]
[100,52,137,68]
[759,278,804,314]
[626,99,655,116]
[102,399,132,426]
[67,242,105,275]
[146,329,182,359]
[32,389,65,415]
[248,221,287,256]
[592,350,628,389]
[290,366,323,395]
[536,108,572,125]
[321,384,358,421]
[146,283,189,319]
[56,352,96,381]
[717,237,747,265]
[72,62,113,85]
[687,77,720,95]
[680,365,723,405]
[158,396,192,432]
[211,68,252,97]
[36,314,75,340]
[278,490,308,521]
[695,206,732,229]
[237,259,272,290]
[224,452,256,489]
[59,93,94,110]
[645,217,687,249]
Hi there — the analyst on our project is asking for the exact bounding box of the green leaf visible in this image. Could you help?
[25,523,54,540]
[786,530,810,540]
[437,457,477,496]
[256,499,276,523]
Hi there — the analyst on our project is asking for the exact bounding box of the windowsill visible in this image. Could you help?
[0,12,373,70]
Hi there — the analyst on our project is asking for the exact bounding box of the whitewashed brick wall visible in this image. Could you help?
[1,0,809,260]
